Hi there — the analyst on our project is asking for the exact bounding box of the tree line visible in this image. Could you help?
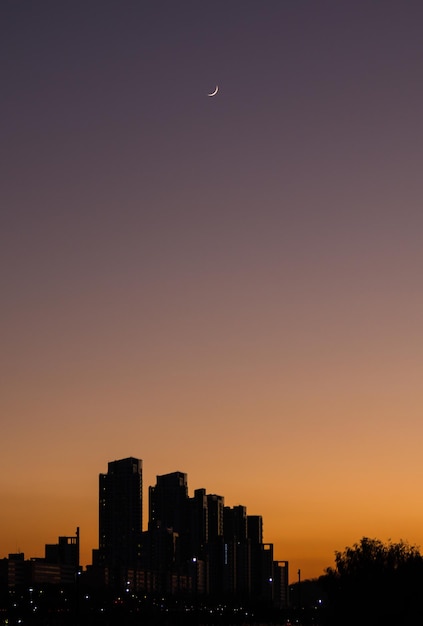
[293,536,423,625]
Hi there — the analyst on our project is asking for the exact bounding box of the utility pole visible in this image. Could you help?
[297,568,301,610]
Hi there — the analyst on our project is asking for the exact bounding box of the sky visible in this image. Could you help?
[2,0,423,583]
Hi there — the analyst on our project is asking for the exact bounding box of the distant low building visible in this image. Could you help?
[5,528,80,587]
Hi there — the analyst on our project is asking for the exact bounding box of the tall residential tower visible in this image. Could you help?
[98,457,143,573]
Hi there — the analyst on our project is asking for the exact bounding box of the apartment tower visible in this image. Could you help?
[98,457,143,573]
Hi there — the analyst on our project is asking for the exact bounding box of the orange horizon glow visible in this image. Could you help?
[3,447,423,583]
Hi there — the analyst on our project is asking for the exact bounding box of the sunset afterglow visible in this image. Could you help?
[2,1,423,583]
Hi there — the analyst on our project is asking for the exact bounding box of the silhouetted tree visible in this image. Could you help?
[320,537,423,625]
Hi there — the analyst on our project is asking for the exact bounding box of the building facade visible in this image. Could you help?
[98,457,143,580]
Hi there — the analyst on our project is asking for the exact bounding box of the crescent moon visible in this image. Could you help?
[208,85,219,97]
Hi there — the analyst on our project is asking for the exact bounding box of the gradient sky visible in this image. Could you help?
[2,0,423,583]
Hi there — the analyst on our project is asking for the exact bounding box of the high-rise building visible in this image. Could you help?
[223,506,250,597]
[204,494,225,596]
[147,472,189,578]
[247,515,263,544]
[149,471,188,533]
[189,488,208,557]
[206,494,224,541]
[98,457,143,575]
[224,505,247,542]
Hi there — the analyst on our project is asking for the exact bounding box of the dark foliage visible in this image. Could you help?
[320,537,423,625]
